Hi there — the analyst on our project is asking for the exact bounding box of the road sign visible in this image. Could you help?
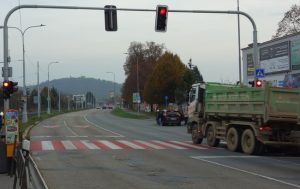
[255,68,265,78]
[132,92,140,103]
[164,96,169,100]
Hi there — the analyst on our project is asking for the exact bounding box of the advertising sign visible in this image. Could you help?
[259,41,290,74]
[5,109,18,144]
[247,54,254,76]
[291,39,300,70]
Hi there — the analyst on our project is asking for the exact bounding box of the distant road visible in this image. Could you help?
[30,109,300,189]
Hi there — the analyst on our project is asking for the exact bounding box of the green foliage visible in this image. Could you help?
[111,107,149,119]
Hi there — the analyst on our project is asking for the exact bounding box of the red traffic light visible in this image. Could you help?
[155,5,168,32]
[255,79,262,87]
[159,7,167,15]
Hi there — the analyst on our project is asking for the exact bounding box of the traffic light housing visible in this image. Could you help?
[2,80,18,99]
[104,5,118,31]
[155,5,168,32]
[10,81,18,93]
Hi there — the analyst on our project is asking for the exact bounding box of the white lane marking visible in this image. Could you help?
[81,140,100,150]
[192,157,300,188]
[170,141,207,149]
[134,140,165,149]
[117,140,145,149]
[192,156,258,159]
[83,115,124,137]
[94,135,124,138]
[61,140,77,150]
[98,140,122,149]
[41,141,54,150]
[152,140,187,149]
[64,121,78,136]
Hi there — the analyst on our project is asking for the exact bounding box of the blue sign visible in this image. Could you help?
[164,96,168,100]
[255,68,265,78]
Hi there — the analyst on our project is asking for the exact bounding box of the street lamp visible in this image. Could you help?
[124,52,140,113]
[106,71,116,106]
[47,61,59,114]
[0,24,46,123]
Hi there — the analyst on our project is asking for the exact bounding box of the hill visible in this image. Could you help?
[36,76,122,100]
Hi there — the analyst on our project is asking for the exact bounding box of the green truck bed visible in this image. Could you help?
[204,82,300,123]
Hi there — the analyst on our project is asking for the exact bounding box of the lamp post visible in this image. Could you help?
[124,52,140,113]
[0,24,45,123]
[47,61,59,114]
[237,0,242,84]
[106,71,116,106]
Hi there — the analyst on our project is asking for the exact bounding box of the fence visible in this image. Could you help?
[12,149,31,189]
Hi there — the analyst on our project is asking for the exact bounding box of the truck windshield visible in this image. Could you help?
[189,88,196,103]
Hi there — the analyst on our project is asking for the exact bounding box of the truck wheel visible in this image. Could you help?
[241,129,256,155]
[206,125,220,147]
[192,128,203,144]
[241,129,265,155]
[226,127,240,152]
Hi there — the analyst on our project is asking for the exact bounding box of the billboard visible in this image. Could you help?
[247,54,254,76]
[291,39,300,70]
[5,110,19,144]
[259,41,290,74]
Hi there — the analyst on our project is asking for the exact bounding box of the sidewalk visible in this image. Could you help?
[0,173,15,188]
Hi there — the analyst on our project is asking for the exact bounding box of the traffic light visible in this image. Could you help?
[2,80,18,99]
[248,81,255,87]
[104,5,117,31]
[3,81,10,99]
[155,5,168,32]
[255,79,263,87]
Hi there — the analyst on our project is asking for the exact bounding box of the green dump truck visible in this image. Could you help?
[187,82,300,154]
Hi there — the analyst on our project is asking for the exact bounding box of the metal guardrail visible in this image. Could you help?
[11,149,48,189]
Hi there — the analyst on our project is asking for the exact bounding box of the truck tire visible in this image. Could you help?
[226,127,240,152]
[241,129,265,155]
[206,125,220,147]
[192,128,203,144]
[241,129,256,155]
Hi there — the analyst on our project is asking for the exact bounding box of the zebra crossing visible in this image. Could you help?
[30,140,212,151]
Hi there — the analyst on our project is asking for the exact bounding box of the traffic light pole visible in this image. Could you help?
[3,5,259,112]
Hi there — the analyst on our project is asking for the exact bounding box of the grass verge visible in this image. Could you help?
[111,108,149,119]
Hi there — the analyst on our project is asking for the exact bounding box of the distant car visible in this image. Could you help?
[161,111,182,126]
[102,106,107,110]
[96,106,101,109]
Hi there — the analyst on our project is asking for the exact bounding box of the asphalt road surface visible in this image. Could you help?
[30,109,300,189]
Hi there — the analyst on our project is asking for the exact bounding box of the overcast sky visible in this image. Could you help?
[1,0,300,86]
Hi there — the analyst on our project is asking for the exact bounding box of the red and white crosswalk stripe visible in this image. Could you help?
[151,140,187,149]
[133,140,166,149]
[30,140,211,151]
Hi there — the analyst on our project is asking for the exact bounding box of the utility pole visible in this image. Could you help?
[58,90,61,112]
[237,0,242,84]
[37,62,40,117]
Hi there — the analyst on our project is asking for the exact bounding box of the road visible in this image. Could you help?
[30,109,300,189]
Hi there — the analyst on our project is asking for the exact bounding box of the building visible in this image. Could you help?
[242,32,300,88]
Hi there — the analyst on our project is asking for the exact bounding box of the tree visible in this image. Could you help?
[122,41,164,108]
[175,63,204,105]
[144,51,185,105]
[273,4,300,39]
